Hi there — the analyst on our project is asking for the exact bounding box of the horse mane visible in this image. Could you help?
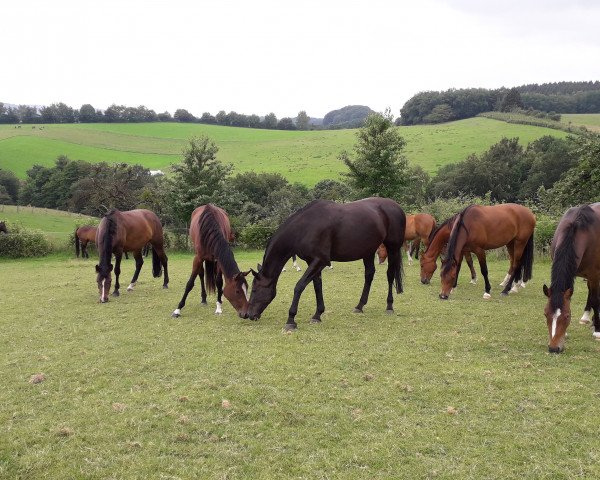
[441,205,475,276]
[98,209,118,275]
[199,204,240,280]
[549,204,597,310]
[425,213,458,251]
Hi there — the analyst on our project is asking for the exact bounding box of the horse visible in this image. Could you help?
[0,221,7,234]
[172,204,249,318]
[543,203,600,353]
[75,225,97,258]
[419,214,478,286]
[244,197,406,331]
[439,204,535,300]
[376,213,436,265]
[95,209,169,303]
[282,254,302,272]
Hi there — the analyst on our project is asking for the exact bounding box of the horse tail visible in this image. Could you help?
[204,259,217,294]
[521,234,534,282]
[75,228,80,258]
[395,251,404,294]
[152,246,162,278]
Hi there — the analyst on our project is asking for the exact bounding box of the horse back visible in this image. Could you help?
[465,204,535,248]
[189,204,231,254]
[118,209,163,251]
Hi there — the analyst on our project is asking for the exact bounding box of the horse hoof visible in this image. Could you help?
[501,292,509,297]
[171,313,180,318]
[310,318,322,324]
[200,301,208,306]
[112,291,120,297]
[353,308,364,314]
[283,323,297,332]
[470,279,477,285]
[163,285,168,289]
[483,293,491,299]
[593,332,600,339]
[385,309,394,315]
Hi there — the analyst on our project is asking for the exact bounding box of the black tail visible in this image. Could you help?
[521,234,534,282]
[75,229,80,258]
[204,260,217,294]
[152,246,162,278]
[395,251,404,294]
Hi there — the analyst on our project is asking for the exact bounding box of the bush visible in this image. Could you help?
[0,224,52,258]
[239,223,276,249]
[534,214,559,256]
[164,229,190,252]
[421,194,493,223]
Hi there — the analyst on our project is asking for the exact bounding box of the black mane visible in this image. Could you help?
[550,204,597,310]
[441,205,474,276]
[199,204,240,279]
[425,213,458,253]
[98,209,118,277]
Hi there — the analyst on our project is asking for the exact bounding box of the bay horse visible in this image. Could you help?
[244,197,406,331]
[543,203,600,353]
[419,214,478,286]
[95,209,169,303]
[440,204,535,300]
[0,221,7,234]
[75,225,97,258]
[377,213,436,266]
[172,204,249,318]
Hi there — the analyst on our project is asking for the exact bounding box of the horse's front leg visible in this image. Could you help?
[355,256,376,313]
[112,252,123,296]
[286,260,324,331]
[215,270,224,314]
[474,250,491,299]
[127,250,144,291]
[172,257,201,318]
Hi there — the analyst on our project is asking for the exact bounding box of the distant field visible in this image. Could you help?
[562,113,600,132]
[0,119,568,185]
[0,205,96,245]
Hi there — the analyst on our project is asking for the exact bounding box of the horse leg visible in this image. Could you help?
[466,252,477,284]
[355,256,376,313]
[127,250,144,291]
[199,262,207,305]
[311,272,325,323]
[286,259,324,330]
[385,248,400,313]
[500,241,515,287]
[112,252,123,297]
[215,270,224,314]
[172,257,202,318]
[412,238,421,260]
[404,241,413,266]
[581,286,594,324]
[589,280,600,339]
[474,250,491,299]
[501,240,526,296]
[453,255,463,289]
[81,240,88,259]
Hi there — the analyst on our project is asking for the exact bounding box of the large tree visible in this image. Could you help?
[340,109,408,200]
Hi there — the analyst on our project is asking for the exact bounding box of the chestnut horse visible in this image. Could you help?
[172,204,249,318]
[419,214,478,286]
[0,221,7,234]
[95,209,169,303]
[244,198,406,331]
[543,203,600,353]
[75,225,97,258]
[376,213,436,265]
[440,204,535,300]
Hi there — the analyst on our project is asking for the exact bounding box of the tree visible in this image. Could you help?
[104,104,124,122]
[277,117,295,130]
[263,112,277,129]
[174,109,195,122]
[157,111,173,121]
[0,169,20,204]
[167,136,232,224]
[79,104,98,122]
[500,87,524,112]
[296,111,310,130]
[199,112,216,124]
[340,109,408,199]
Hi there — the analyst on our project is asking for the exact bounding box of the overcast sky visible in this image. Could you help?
[2,0,599,118]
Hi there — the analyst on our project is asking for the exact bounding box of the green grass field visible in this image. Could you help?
[1,252,600,478]
[562,113,600,132]
[0,118,568,185]
[0,205,96,246]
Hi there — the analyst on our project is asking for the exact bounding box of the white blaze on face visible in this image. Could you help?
[242,284,249,301]
[552,309,561,338]
[101,278,106,300]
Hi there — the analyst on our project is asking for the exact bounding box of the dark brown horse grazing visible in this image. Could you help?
[75,225,97,258]
[419,214,479,286]
[172,204,249,318]
[440,204,535,300]
[244,198,406,331]
[95,209,169,303]
[543,203,600,353]
[377,213,436,265]
[0,221,7,234]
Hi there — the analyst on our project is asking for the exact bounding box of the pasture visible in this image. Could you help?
[0,118,568,184]
[562,113,600,133]
[2,251,600,478]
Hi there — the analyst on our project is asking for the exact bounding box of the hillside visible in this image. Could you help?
[0,119,568,185]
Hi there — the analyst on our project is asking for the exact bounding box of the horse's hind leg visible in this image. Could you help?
[500,241,515,287]
[127,251,144,291]
[385,248,400,313]
[112,252,123,297]
[215,271,224,314]
[465,252,477,284]
[82,240,88,259]
[152,243,169,288]
[172,257,202,318]
[581,287,595,324]
[355,256,376,313]
[311,272,325,323]
[474,250,491,299]
[501,240,526,295]
[588,280,600,339]
[199,263,207,305]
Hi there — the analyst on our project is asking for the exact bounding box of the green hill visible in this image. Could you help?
[0,118,568,186]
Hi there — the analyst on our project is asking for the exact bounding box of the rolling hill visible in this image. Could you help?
[0,118,570,186]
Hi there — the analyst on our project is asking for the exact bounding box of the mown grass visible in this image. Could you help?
[0,118,567,184]
[562,113,600,132]
[1,252,600,479]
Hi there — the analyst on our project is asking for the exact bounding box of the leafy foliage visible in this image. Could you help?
[323,105,374,129]
[0,222,51,258]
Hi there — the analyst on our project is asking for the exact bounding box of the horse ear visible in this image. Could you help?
[257,263,262,271]
[542,284,550,297]
[250,268,258,278]
[95,265,100,273]
[240,270,252,277]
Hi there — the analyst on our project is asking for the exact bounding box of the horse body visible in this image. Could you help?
[543,203,600,353]
[95,209,168,302]
[377,213,436,265]
[172,204,249,317]
[440,204,535,299]
[75,225,97,258]
[419,214,478,286]
[0,221,7,234]
[245,198,406,330]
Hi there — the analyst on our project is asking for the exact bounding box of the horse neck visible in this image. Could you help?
[262,232,294,280]
[424,226,450,260]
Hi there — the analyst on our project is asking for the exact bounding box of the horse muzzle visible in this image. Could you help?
[439,293,449,300]
[548,345,563,354]
[421,278,430,285]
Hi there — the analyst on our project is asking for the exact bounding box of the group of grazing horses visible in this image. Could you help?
[79,197,600,354]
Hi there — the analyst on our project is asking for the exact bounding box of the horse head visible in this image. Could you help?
[246,263,277,320]
[543,284,572,353]
[95,263,113,303]
[223,271,251,317]
[439,257,458,299]
[420,251,437,284]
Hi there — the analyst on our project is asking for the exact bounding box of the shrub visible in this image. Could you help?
[534,214,559,256]
[0,223,52,258]
[239,223,276,249]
